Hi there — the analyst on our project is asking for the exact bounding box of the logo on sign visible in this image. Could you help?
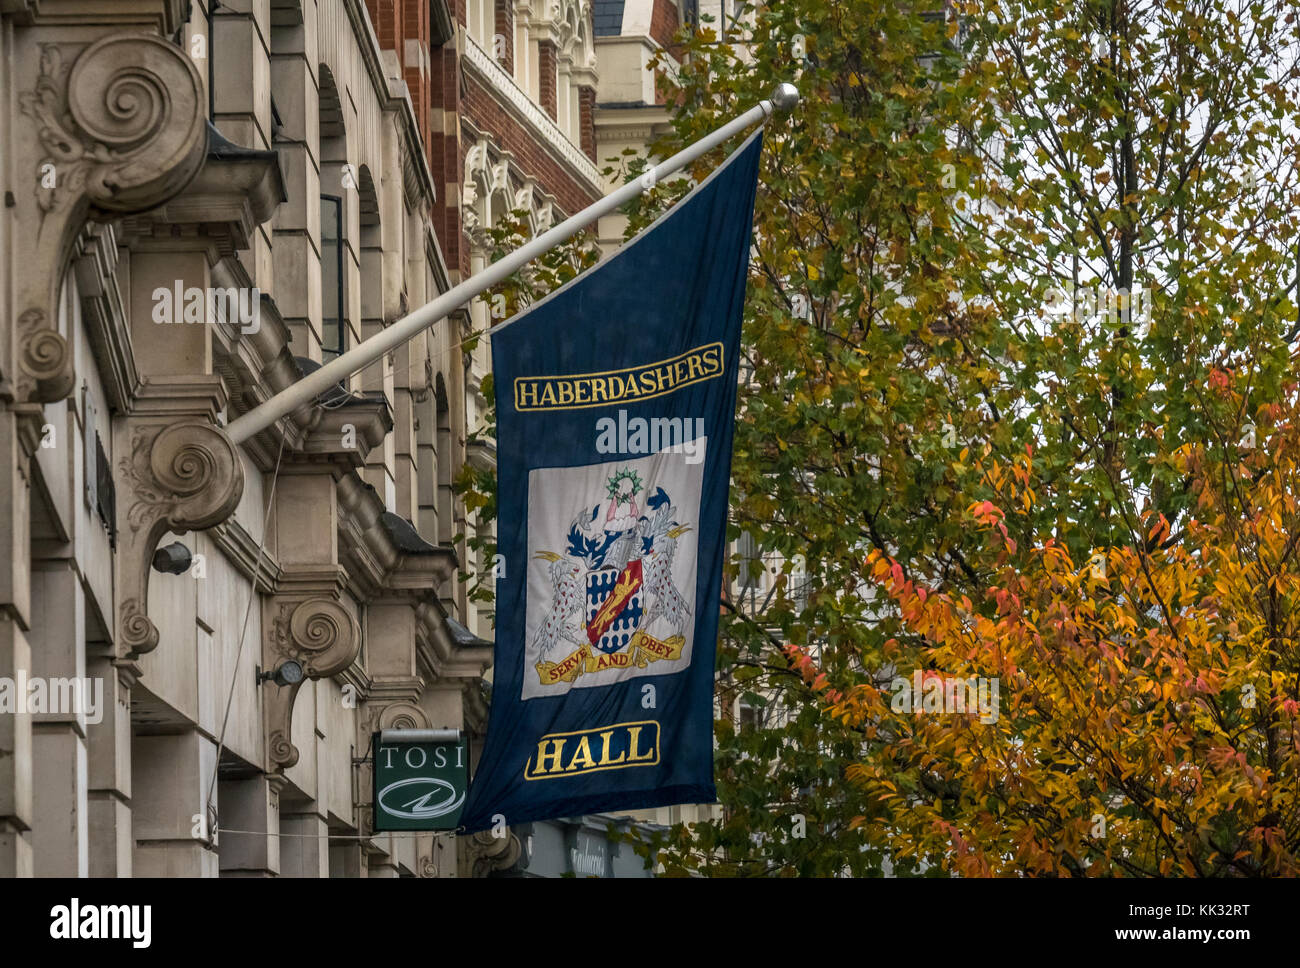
[377,776,464,821]
[373,738,467,831]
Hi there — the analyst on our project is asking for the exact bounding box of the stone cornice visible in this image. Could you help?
[336,473,458,604]
[208,515,284,593]
[131,374,229,418]
[72,222,141,413]
[337,662,372,703]
[462,34,601,190]
[418,600,492,682]
[466,438,496,472]
[594,123,668,142]
[118,125,286,260]
[298,398,392,466]
[1,0,189,33]
[210,259,310,470]
[219,338,392,472]
[365,676,425,706]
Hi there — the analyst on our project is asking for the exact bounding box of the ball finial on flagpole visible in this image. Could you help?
[771,82,800,113]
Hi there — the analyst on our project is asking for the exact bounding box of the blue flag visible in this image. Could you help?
[459,129,763,832]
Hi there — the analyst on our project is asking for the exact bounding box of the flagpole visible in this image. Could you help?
[224,83,799,446]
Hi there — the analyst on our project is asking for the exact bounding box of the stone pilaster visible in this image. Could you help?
[216,774,282,876]
[86,656,135,877]
[131,730,219,877]
[279,810,330,877]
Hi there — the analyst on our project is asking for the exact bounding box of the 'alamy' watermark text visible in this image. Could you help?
[152,283,260,334]
[0,672,103,725]
[595,409,705,465]
[889,671,1000,724]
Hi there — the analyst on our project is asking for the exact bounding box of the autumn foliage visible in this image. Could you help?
[810,380,1300,876]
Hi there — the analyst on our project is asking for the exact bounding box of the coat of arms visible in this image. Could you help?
[530,467,692,687]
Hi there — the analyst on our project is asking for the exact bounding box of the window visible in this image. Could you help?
[320,194,344,359]
[95,432,115,547]
[739,702,758,731]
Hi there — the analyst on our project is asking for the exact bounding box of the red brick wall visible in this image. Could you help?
[365,0,600,280]
[366,0,397,46]
[493,0,514,74]
[578,86,596,162]
[537,40,557,120]
[365,0,433,180]
[462,71,602,218]
[429,40,464,275]
[649,0,680,50]
[420,0,464,275]
[405,0,430,151]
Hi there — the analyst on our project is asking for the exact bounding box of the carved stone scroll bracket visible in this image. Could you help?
[13,33,206,404]
[466,829,523,878]
[355,697,430,765]
[263,597,362,772]
[116,420,245,657]
[351,698,431,837]
[14,307,73,404]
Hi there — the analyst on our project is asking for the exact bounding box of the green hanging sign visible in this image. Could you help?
[372,730,467,832]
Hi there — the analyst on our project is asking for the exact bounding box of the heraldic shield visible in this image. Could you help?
[586,565,643,655]
[521,449,705,700]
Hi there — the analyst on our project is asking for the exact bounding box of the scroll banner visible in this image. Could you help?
[459,129,764,831]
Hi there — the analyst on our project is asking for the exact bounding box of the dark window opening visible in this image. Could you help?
[95,432,115,548]
[321,194,345,360]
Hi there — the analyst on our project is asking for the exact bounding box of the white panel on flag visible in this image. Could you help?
[523,441,707,700]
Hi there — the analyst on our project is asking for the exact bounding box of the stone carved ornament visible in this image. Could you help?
[20,36,207,216]
[117,423,245,657]
[14,34,206,405]
[263,598,362,771]
[469,827,522,877]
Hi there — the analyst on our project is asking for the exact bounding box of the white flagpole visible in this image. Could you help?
[225,83,799,446]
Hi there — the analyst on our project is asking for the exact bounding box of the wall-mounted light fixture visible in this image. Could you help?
[151,541,193,575]
[257,660,305,688]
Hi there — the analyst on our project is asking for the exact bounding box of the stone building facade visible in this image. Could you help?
[0,0,700,878]
[0,0,490,878]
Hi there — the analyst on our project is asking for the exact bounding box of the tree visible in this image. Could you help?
[840,376,1300,875]
[630,0,1300,876]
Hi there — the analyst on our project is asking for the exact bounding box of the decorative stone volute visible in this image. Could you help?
[116,419,245,657]
[23,36,207,215]
[263,596,362,771]
[465,828,523,877]
[12,32,207,405]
